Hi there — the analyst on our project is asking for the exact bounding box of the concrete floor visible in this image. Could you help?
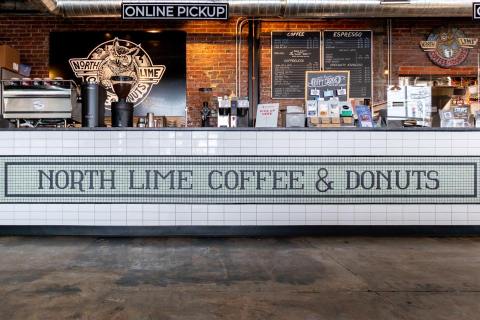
[0,237,479,320]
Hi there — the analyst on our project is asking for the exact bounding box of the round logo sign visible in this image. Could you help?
[69,38,165,108]
[423,27,469,68]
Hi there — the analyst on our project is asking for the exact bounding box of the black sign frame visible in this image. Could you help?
[323,30,373,100]
[305,70,350,102]
[474,3,480,20]
[271,31,321,99]
[122,2,229,20]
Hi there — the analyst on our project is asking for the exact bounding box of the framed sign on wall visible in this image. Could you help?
[323,30,372,99]
[271,31,321,99]
[305,70,350,102]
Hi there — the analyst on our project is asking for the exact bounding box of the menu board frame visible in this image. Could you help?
[322,30,373,100]
[270,31,322,100]
[304,70,350,102]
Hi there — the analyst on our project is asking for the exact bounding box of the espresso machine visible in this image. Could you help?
[1,79,76,127]
[110,76,134,127]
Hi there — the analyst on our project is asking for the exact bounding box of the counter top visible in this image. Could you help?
[1,127,480,132]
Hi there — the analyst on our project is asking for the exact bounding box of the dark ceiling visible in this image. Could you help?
[0,0,48,14]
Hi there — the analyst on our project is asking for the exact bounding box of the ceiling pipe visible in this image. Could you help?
[38,0,473,18]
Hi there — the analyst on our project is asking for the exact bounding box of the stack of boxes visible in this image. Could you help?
[0,45,20,73]
[306,99,354,127]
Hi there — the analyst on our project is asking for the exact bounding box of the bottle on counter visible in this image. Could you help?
[137,117,146,127]
[146,113,155,128]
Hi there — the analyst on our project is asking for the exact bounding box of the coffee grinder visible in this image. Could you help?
[110,76,134,127]
[217,96,231,127]
[230,97,238,128]
[236,98,250,127]
[199,87,213,127]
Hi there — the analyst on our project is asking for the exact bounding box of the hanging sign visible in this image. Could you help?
[122,2,229,20]
[420,26,478,68]
[473,3,480,20]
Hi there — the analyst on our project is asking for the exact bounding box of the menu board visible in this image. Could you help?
[323,31,372,99]
[271,31,321,99]
[305,71,349,102]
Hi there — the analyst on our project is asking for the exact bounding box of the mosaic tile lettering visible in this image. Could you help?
[2,156,477,204]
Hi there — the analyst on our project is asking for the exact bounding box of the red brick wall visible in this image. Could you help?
[0,16,479,125]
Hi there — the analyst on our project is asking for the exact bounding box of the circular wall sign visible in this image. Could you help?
[426,27,469,68]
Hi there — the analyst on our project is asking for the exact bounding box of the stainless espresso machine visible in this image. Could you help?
[1,79,76,127]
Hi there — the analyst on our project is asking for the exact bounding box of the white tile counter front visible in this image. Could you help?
[0,128,479,232]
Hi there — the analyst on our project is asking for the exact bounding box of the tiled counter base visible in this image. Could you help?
[0,128,479,233]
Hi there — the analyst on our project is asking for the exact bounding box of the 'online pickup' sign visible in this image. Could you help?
[122,3,229,20]
[474,3,480,20]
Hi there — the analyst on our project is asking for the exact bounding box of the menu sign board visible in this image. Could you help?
[271,31,321,99]
[305,70,349,102]
[323,31,372,99]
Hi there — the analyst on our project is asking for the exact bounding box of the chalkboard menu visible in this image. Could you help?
[305,71,349,102]
[323,31,372,99]
[271,31,321,99]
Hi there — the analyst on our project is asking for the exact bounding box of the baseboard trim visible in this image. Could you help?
[0,225,479,237]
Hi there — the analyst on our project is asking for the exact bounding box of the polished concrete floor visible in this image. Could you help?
[0,236,479,320]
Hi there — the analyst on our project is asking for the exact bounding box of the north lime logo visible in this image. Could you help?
[420,27,478,68]
[69,38,166,108]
